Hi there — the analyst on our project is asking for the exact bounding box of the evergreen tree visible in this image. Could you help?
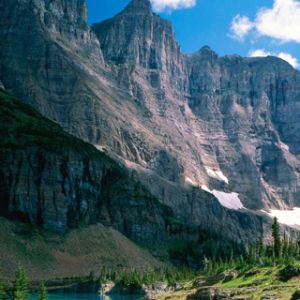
[0,280,7,300]
[13,267,30,300]
[257,237,265,257]
[99,267,107,283]
[88,271,96,282]
[38,283,48,300]
[282,232,289,258]
[272,217,282,259]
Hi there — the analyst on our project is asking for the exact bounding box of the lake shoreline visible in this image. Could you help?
[29,279,174,300]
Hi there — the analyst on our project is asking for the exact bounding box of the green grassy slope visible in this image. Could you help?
[158,265,300,300]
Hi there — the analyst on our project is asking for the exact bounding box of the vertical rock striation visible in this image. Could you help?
[1,0,300,246]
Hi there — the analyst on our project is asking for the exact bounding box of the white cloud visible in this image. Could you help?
[230,15,254,41]
[150,0,196,12]
[230,0,300,43]
[256,0,300,43]
[249,49,271,57]
[277,52,299,68]
[249,48,299,68]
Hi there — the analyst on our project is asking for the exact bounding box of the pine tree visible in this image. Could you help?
[13,267,30,300]
[38,283,48,300]
[272,217,282,259]
[99,266,107,284]
[282,232,289,258]
[257,237,265,257]
[88,271,96,282]
[0,280,7,300]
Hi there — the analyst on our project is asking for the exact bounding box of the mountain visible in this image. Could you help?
[0,90,167,278]
[1,0,300,274]
[0,217,162,281]
[92,0,300,211]
[0,89,175,239]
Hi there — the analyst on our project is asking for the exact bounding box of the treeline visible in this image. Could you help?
[96,266,195,287]
[0,267,47,300]
[1,217,300,297]
[90,216,300,286]
[200,217,300,275]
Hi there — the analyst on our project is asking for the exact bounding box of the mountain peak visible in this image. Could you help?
[122,0,152,14]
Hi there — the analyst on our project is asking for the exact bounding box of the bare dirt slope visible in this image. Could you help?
[0,217,162,281]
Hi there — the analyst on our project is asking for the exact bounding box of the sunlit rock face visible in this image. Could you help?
[92,0,184,76]
[92,0,300,212]
[187,49,300,210]
[1,0,300,243]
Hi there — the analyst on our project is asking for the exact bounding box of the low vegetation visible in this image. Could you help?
[0,267,47,300]
[1,218,300,299]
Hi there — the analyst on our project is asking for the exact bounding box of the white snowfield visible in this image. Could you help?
[262,208,300,226]
[205,167,229,184]
[201,185,244,210]
[185,177,198,186]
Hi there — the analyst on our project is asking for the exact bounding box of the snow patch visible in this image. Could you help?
[201,186,244,210]
[278,141,290,152]
[205,167,229,184]
[185,177,198,186]
[95,144,107,152]
[262,208,300,226]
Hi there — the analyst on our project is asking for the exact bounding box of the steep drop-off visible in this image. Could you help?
[0,90,171,241]
[0,90,267,275]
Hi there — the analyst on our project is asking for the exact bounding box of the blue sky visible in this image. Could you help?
[86,0,300,68]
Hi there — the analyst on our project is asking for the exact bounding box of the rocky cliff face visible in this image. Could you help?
[91,0,300,212]
[0,91,264,264]
[0,0,104,132]
[1,0,299,246]
[93,0,184,76]
[0,91,170,242]
[187,49,300,209]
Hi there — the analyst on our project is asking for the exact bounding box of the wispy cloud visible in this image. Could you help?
[230,0,300,43]
[150,0,196,12]
[230,15,254,41]
[249,48,299,68]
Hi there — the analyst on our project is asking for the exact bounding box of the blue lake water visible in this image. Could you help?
[30,293,142,300]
